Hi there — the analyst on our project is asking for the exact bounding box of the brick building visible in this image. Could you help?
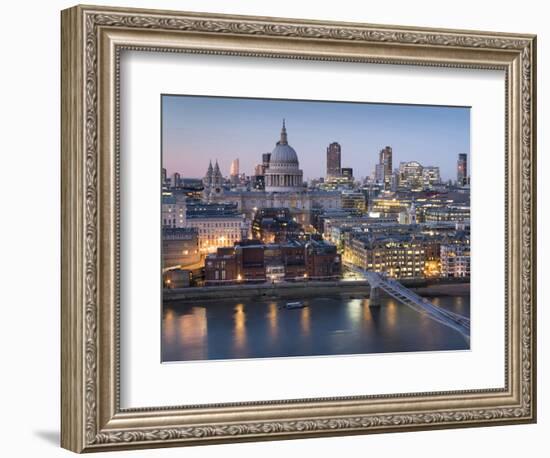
[204,239,341,285]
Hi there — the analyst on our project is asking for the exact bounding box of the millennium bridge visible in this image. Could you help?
[344,263,470,341]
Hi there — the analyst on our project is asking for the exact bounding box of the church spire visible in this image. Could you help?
[279,118,288,145]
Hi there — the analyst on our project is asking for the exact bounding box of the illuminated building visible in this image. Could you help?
[370,197,410,215]
[422,166,441,188]
[398,161,424,189]
[441,240,470,277]
[379,146,393,189]
[162,193,186,228]
[161,198,244,252]
[162,227,200,269]
[204,239,341,285]
[252,207,305,243]
[185,203,244,252]
[163,269,191,288]
[341,168,353,179]
[344,234,428,279]
[424,206,470,222]
[202,121,341,223]
[326,142,342,177]
[457,153,468,186]
[340,190,366,213]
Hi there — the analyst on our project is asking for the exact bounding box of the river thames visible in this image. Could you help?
[162,285,470,362]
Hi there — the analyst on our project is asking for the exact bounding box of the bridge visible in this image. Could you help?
[345,263,470,341]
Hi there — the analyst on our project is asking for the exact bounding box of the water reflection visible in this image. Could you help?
[164,308,176,347]
[386,300,398,329]
[162,289,470,362]
[346,300,362,328]
[233,303,247,355]
[267,302,278,341]
[300,306,311,336]
[163,306,208,360]
[361,300,373,330]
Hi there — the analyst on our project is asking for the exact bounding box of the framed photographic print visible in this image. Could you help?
[61,4,537,453]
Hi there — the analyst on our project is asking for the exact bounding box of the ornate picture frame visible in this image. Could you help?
[61,4,536,453]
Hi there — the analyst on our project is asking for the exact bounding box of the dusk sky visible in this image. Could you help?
[162,95,470,182]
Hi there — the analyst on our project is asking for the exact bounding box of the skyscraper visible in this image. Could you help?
[326,142,342,177]
[379,146,393,189]
[171,172,181,188]
[457,153,468,186]
[375,163,385,184]
[230,158,240,185]
[230,158,239,176]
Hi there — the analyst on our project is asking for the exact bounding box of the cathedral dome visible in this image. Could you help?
[268,119,300,170]
[264,120,304,193]
[270,143,299,166]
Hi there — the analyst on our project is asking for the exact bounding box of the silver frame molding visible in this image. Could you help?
[61,4,537,453]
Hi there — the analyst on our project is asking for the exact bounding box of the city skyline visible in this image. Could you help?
[162,95,470,182]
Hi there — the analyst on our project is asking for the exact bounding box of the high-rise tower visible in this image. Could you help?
[326,142,342,177]
[230,158,240,185]
[457,153,468,186]
[379,146,393,189]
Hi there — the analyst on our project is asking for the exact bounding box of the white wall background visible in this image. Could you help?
[0,0,546,457]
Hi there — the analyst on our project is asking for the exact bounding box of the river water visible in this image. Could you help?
[162,287,470,362]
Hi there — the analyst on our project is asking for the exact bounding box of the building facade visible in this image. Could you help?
[398,161,424,189]
[252,207,304,243]
[441,240,470,277]
[171,172,181,188]
[229,158,239,185]
[344,234,429,279]
[326,142,342,177]
[185,206,245,253]
[205,239,341,285]
[424,206,470,222]
[457,153,468,186]
[162,193,187,228]
[162,227,200,269]
[340,190,367,213]
[379,146,393,189]
[422,166,441,188]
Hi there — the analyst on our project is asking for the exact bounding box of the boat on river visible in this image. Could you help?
[279,301,307,310]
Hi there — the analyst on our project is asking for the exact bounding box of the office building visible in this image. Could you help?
[379,146,393,189]
[229,158,239,185]
[441,240,470,277]
[422,166,441,188]
[326,142,342,177]
[398,161,424,189]
[162,227,200,269]
[457,153,468,186]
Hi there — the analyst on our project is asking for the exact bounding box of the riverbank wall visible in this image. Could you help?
[164,277,470,303]
[164,281,371,302]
